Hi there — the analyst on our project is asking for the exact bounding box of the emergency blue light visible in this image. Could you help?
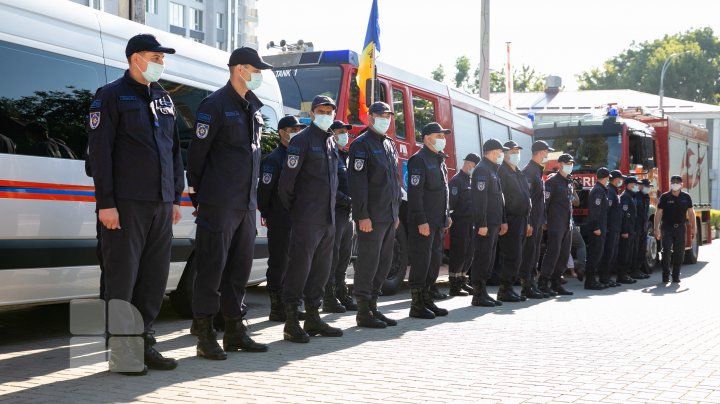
[609,107,619,117]
[527,112,535,122]
[319,50,359,66]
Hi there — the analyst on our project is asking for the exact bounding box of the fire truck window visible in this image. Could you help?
[545,134,621,173]
[628,133,656,172]
[392,89,406,139]
[348,71,363,125]
[412,95,435,143]
[480,117,510,144]
[451,107,481,170]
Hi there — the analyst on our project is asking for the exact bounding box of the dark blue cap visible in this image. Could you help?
[464,153,481,164]
[311,95,337,110]
[531,140,554,153]
[483,138,509,153]
[640,179,651,186]
[610,170,626,180]
[624,176,638,185]
[504,140,523,150]
[368,102,394,115]
[278,115,306,130]
[596,167,610,179]
[330,120,352,131]
[125,34,175,57]
[671,175,683,183]
[228,47,272,69]
[421,122,451,137]
[557,153,575,164]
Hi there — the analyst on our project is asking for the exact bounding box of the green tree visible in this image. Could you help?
[454,56,471,90]
[431,64,445,82]
[577,27,720,104]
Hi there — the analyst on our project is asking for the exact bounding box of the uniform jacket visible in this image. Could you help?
[407,146,449,227]
[544,173,573,232]
[635,192,650,234]
[257,144,290,229]
[449,170,472,219]
[471,157,505,228]
[620,190,638,235]
[88,70,184,209]
[523,160,546,228]
[587,182,609,233]
[606,184,623,233]
[498,161,531,218]
[336,149,352,214]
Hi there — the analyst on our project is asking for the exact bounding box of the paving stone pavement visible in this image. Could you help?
[1,244,719,403]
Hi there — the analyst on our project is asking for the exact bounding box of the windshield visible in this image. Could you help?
[274,66,342,116]
[539,134,622,173]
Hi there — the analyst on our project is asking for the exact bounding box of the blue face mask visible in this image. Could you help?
[508,153,521,166]
[242,66,263,91]
[642,187,651,195]
[313,114,334,131]
[336,133,348,147]
[372,117,391,134]
[562,164,573,175]
[136,56,164,82]
[495,152,504,166]
[433,138,446,152]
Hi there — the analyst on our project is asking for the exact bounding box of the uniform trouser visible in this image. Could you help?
[282,222,335,307]
[635,228,648,270]
[661,224,686,275]
[617,233,637,278]
[408,225,444,289]
[353,221,395,301]
[585,231,606,281]
[96,217,105,300]
[193,206,256,318]
[471,225,500,283]
[498,216,527,284]
[101,199,173,333]
[449,216,474,278]
[539,227,572,280]
[265,224,291,292]
[599,231,620,281]
[571,225,587,271]
[327,210,353,287]
[519,222,543,281]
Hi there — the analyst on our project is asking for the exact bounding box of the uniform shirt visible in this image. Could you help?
[471,157,505,228]
[278,123,338,225]
[335,149,352,214]
[407,146,449,227]
[347,129,402,223]
[620,190,638,235]
[606,184,623,233]
[544,173,573,232]
[635,191,650,233]
[587,182,609,233]
[498,161,531,218]
[523,160,546,228]
[257,144,290,229]
[449,170,472,219]
[186,82,263,210]
[88,70,184,209]
[657,191,693,226]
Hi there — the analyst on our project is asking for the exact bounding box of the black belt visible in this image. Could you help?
[664,223,684,228]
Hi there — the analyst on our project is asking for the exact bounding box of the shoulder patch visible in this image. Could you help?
[197,112,212,123]
[478,181,486,191]
[595,198,602,206]
[261,172,273,184]
[354,158,365,171]
[287,154,300,169]
[89,111,101,129]
[196,123,210,139]
[410,174,421,186]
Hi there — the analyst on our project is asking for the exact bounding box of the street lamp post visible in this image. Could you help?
[659,51,690,117]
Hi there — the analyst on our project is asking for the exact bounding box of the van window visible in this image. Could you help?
[0,41,105,159]
[412,95,436,143]
[392,89,406,140]
[159,80,210,167]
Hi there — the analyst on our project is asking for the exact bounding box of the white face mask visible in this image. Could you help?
[135,56,164,82]
[508,153,521,166]
[372,117,391,134]
[241,66,263,91]
[642,187,651,195]
[313,114,334,131]
[495,152,504,165]
[671,183,682,192]
[336,133,348,147]
[286,130,300,140]
[562,164,573,175]
[433,138,446,152]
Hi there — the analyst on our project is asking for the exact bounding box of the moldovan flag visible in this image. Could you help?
[357,0,380,124]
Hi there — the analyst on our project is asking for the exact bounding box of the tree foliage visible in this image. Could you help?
[431,64,445,82]
[454,56,471,90]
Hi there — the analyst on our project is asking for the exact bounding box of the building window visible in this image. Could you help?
[169,2,185,28]
[190,8,203,31]
[216,41,225,51]
[216,13,224,29]
[146,0,158,14]
[89,0,103,10]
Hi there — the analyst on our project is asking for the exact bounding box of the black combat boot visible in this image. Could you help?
[629,268,649,279]
[223,316,268,352]
[268,290,285,322]
[370,295,397,326]
[550,278,574,296]
[195,316,227,360]
[335,282,357,311]
[303,305,343,337]
[530,278,550,298]
[471,282,495,307]
[537,276,558,297]
[422,287,449,316]
[672,266,681,283]
[142,332,177,370]
[520,279,544,299]
[355,299,386,328]
[409,288,435,319]
[429,284,448,300]
[448,277,469,296]
[576,266,585,282]
[283,304,310,343]
[584,276,606,290]
[322,285,347,314]
[460,276,474,294]
[497,283,521,303]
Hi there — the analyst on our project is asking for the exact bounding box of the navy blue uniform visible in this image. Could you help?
[657,191,693,277]
[278,123,338,307]
[599,184,623,282]
[88,70,184,333]
[539,173,573,281]
[585,182,609,282]
[407,146,450,289]
[497,161,531,284]
[328,149,353,288]
[519,160,546,281]
[470,157,505,283]
[186,82,263,318]
[448,170,474,278]
[257,144,291,293]
[634,191,651,272]
[347,129,401,301]
[617,190,638,279]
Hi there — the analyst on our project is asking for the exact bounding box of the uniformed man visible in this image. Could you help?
[584,167,610,290]
[496,140,532,303]
[598,170,625,288]
[323,119,355,313]
[348,101,402,328]
[257,115,306,321]
[278,95,343,342]
[519,141,553,299]
[632,179,652,278]
[617,176,639,284]
[187,47,270,359]
[88,34,182,374]
[448,153,481,296]
[537,154,575,296]
[407,122,451,318]
[469,138,508,307]
[654,175,696,283]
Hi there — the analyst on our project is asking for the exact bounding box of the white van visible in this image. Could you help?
[0,0,281,312]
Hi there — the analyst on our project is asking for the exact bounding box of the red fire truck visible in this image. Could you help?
[264,50,534,293]
[534,106,711,268]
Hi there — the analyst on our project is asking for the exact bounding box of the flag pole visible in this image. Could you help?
[370,46,376,105]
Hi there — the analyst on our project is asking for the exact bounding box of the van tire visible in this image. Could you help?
[381,222,408,296]
[169,249,196,319]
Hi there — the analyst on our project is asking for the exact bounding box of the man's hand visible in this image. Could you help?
[621,233,629,239]
[526,225,533,237]
[654,228,661,240]
[499,223,508,236]
[446,217,453,229]
[359,218,373,233]
[394,218,400,230]
[99,208,121,230]
[543,224,548,231]
[173,205,182,224]
[418,223,430,237]
[478,226,488,236]
[593,229,601,236]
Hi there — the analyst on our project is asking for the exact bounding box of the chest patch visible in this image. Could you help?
[544,190,551,200]
[595,198,602,206]
[623,204,628,211]
[451,187,458,196]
